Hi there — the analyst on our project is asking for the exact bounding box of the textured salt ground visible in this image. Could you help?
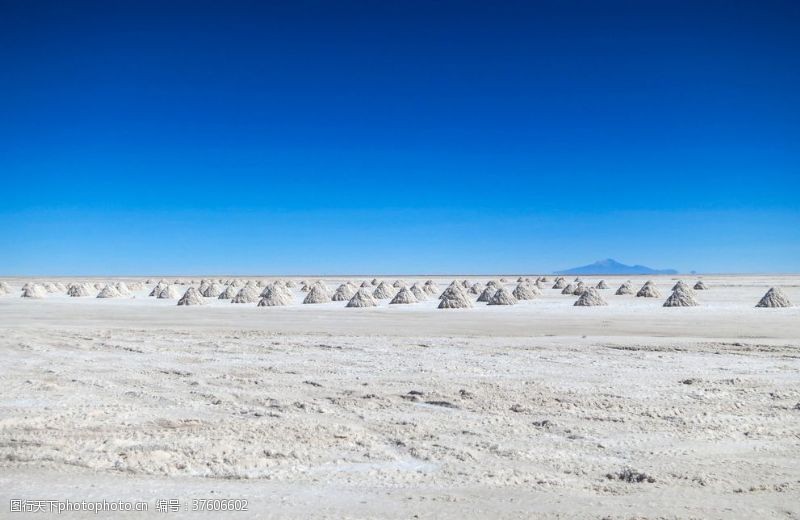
[1,329,799,518]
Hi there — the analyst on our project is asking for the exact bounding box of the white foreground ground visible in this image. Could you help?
[1,275,799,519]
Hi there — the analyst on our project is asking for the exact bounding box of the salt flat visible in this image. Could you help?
[0,275,798,518]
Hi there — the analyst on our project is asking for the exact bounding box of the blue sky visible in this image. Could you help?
[1,0,798,275]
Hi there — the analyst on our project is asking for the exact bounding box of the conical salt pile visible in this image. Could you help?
[694,280,708,290]
[21,284,47,298]
[112,282,131,296]
[596,280,609,289]
[44,282,58,293]
[561,283,576,295]
[573,282,587,296]
[128,281,145,291]
[371,278,379,286]
[232,285,260,304]
[202,283,223,298]
[439,283,468,300]
[373,281,396,299]
[500,277,508,283]
[540,277,549,282]
[332,283,357,302]
[177,287,205,306]
[553,278,567,289]
[663,287,699,307]
[97,285,121,298]
[423,281,439,295]
[574,288,608,306]
[486,280,500,288]
[636,283,661,298]
[392,280,405,288]
[488,287,517,306]
[0,281,11,294]
[390,287,418,304]
[438,289,472,309]
[149,282,167,297]
[285,280,297,288]
[67,283,92,297]
[346,288,378,308]
[360,281,371,288]
[54,282,67,292]
[672,281,691,292]
[218,284,238,299]
[258,285,293,307]
[303,284,332,304]
[93,282,104,290]
[756,287,792,308]
[517,277,525,283]
[468,283,483,295]
[409,284,428,301]
[477,286,497,303]
[512,283,539,300]
[157,285,181,299]
[615,282,634,295]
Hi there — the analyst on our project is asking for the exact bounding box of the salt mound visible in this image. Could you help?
[114,282,131,295]
[218,285,238,299]
[636,283,661,298]
[258,285,293,307]
[408,284,427,301]
[373,281,396,300]
[0,281,11,295]
[477,286,497,303]
[332,283,357,302]
[438,289,472,309]
[756,287,792,308]
[177,287,205,306]
[149,282,166,297]
[392,280,405,288]
[540,277,549,282]
[664,288,698,307]
[201,283,223,298]
[360,281,372,288]
[93,282,104,290]
[486,280,500,288]
[694,280,708,290]
[574,288,608,306]
[561,283,576,295]
[44,282,58,293]
[371,278,379,286]
[615,282,634,295]
[573,282,587,296]
[346,288,378,308]
[512,283,539,300]
[285,280,297,288]
[439,283,468,300]
[517,277,525,283]
[232,285,260,304]
[157,285,182,299]
[596,280,609,289]
[303,284,332,304]
[468,283,483,295]
[390,287,418,304]
[128,281,145,291]
[230,279,245,288]
[66,283,91,297]
[553,278,567,289]
[97,285,121,298]
[672,281,691,292]
[488,287,517,306]
[54,282,67,292]
[423,281,439,295]
[21,284,47,298]
[500,277,508,283]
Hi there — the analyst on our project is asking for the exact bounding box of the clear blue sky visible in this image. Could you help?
[1,0,798,275]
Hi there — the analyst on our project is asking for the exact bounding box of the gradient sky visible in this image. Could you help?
[1,0,798,275]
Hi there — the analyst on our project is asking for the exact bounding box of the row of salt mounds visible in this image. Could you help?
[332,282,357,302]
[574,288,608,306]
[756,287,792,308]
[694,280,708,290]
[21,284,48,298]
[488,287,517,305]
[373,281,396,300]
[178,287,205,306]
[390,287,418,304]
[67,283,93,297]
[157,285,182,299]
[636,281,661,298]
[596,280,609,289]
[303,282,331,304]
[258,284,293,307]
[438,282,472,309]
[663,286,698,307]
[616,282,634,295]
[218,284,238,300]
[512,282,540,300]
[346,288,378,308]
[97,284,122,298]
[232,285,261,304]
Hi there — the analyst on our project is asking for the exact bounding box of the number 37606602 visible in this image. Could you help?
[191,499,248,511]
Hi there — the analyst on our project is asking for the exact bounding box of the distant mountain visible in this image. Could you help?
[554,259,678,275]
